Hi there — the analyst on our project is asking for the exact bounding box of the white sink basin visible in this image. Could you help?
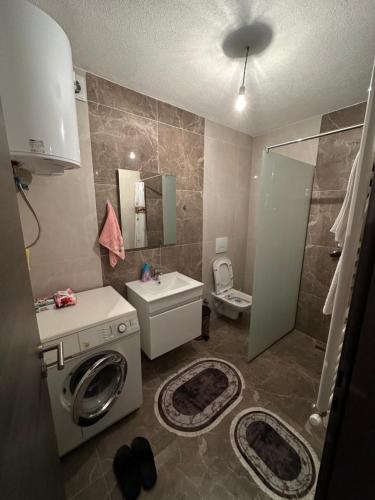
[126,272,203,359]
[126,272,203,309]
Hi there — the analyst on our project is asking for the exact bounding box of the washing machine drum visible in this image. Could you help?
[65,351,127,427]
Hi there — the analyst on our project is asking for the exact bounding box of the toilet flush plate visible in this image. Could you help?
[216,237,228,253]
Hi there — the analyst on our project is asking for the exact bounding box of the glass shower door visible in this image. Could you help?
[248,151,314,360]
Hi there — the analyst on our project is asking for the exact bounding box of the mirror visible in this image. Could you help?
[118,169,176,250]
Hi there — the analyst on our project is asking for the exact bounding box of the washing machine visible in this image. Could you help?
[37,286,143,456]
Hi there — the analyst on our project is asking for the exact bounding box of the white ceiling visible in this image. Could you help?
[31,0,375,136]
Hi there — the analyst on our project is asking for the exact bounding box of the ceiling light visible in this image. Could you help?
[129,151,136,160]
[235,46,250,112]
[235,86,246,111]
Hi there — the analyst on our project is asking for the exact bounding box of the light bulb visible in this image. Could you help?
[235,85,247,112]
[129,151,136,160]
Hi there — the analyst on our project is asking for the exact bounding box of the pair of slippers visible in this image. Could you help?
[113,437,157,499]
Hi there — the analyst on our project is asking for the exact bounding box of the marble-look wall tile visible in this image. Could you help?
[176,190,203,219]
[86,73,157,120]
[176,190,203,245]
[160,243,202,282]
[94,183,119,231]
[313,127,363,191]
[158,101,205,135]
[89,102,158,184]
[147,230,163,248]
[320,102,366,132]
[296,291,332,343]
[307,190,346,247]
[297,102,366,343]
[102,248,161,295]
[176,217,203,245]
[145,199,163,232]
[299,244,337,298]
[87,72,204,291]
[158,123,204,191]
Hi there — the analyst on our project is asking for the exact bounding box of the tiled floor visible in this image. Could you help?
[62,315,325,500]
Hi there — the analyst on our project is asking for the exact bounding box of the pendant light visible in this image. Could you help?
[235,46,250,112]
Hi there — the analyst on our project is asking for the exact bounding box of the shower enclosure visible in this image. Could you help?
[248,151,314,360]
[248,59,375,426]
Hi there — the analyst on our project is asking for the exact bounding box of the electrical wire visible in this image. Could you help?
[16,180,42,249]
[241,46,250,87]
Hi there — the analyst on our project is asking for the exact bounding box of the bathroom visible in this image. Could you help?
[1,1,375,499]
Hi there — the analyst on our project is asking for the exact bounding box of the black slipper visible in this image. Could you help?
[131,437,157,490]
[113,445,141,500]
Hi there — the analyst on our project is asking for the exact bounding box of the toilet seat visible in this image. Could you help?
[213,256,234,294]
[212,257,252,316]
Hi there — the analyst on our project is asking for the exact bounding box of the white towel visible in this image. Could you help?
[134,181,145,208]
[135,212,148,248]
[323,151,360,315]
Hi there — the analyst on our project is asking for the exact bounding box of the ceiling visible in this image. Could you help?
[31,0,375,136]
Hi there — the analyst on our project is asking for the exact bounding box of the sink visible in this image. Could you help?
[126,272,202,305]
[126,272,203,359]
[142,274,188,295]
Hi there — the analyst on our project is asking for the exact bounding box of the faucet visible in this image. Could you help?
[152,268,163,284]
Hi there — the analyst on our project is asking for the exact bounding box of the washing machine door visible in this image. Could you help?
[70,351,127,427]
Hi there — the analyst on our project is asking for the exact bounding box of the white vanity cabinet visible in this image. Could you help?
[126,272,203,359]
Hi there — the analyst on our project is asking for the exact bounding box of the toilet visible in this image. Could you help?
[212,257,252,320]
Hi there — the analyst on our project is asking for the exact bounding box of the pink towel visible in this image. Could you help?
[99,201,125,268]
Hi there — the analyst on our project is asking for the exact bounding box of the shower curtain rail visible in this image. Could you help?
[265,123,364,152]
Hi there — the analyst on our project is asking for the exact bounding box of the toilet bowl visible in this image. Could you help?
[212,257,252,320]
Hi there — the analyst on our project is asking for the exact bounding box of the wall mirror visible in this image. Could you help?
[117,169,176,250]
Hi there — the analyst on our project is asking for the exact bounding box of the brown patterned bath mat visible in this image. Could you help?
[230,408,319,499]
[155,358,244,436]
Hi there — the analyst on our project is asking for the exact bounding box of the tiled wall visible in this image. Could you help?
[203,121,252,306]
[86,73,204,293]
[296,102,366,342]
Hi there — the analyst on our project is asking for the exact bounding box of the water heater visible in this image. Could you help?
[0,0,80,174]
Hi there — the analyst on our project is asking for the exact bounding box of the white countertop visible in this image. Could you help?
[37,286,136,342]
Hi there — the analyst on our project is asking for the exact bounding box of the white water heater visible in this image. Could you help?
[0,0,80,174]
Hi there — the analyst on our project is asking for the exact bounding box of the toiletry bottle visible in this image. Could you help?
[141,263,152,282]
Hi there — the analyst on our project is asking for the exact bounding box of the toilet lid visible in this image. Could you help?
[213,257,233,294]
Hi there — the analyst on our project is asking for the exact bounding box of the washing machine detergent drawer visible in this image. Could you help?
[78,317,139,352]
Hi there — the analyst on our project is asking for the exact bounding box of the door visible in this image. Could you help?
[0,101,65,499]
[248,151,314,360]
[67,351,127,427]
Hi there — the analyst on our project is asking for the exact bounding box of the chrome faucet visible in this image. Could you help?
[152,268,163,284]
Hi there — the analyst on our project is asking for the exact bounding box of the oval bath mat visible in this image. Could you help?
[155,358,244,436]
[230,408,319,499]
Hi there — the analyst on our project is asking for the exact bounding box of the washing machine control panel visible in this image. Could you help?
[117,323,127,333]
[78,315,139,352]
